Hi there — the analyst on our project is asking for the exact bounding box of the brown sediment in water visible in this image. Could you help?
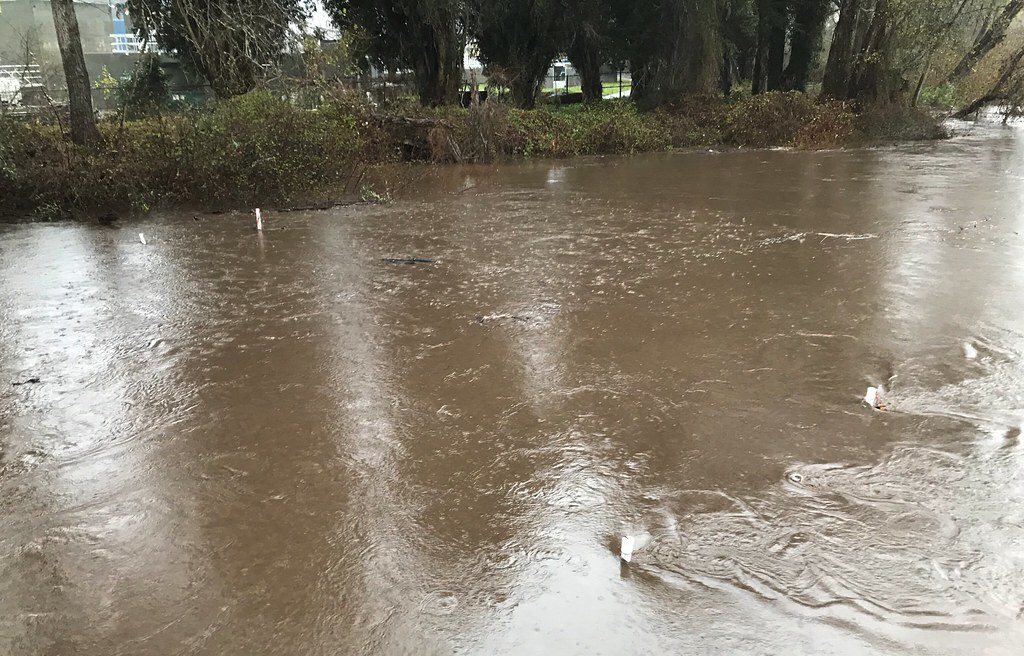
[1,123,1023,655]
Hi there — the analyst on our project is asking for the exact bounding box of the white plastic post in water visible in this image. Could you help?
[620,535,635,563]
[139,232,147,245]
[963,342,978,359]
[864,387,879,408]
[255,208,263,232]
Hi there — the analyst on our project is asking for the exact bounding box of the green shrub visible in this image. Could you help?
[482,101,668,158]
[0,90,367,217]
[117,54,171,117]
[917,83,957,110]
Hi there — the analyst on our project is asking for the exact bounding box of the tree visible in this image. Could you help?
[562,0,616,102]
[955,40,1024,116]
[721,0,758,92]
[127,0,308,99]
[51,0,100,145]
[618,0,723,109]
[328,0,465,106]
[751,0,828,94]
[472,0,562,109]
[947,0,1024,83]
[782,0,829,92]
[821,0,899,103]
[752,0,785,93]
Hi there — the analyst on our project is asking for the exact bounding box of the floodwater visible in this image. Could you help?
[3,122,1024,655]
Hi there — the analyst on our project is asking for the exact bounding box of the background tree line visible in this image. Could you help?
[48,0,1024,145]
[326,0,1024,109]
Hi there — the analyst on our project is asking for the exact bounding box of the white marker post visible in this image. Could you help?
[139,232,147,245]
[255,208,263,232]
[620,536,635,563]
[864,387,880,408]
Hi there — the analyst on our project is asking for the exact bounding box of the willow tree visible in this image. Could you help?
[751,0,784,93]
[327,0,465,106]
[820,0,897,102]
[619,0,723,109]
[720,0,758,93]
[562,0,617,102]
[472,0,562,108]
[51,0,99,144]
[783,0,829,91]
[126,0,308,98]
[750,0,828,93]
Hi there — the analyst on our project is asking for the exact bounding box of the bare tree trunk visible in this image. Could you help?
[752,0,771,93]
[947,0,1024,83]
[850,0,892,102]
[766,0,786,91]
[784,0,829,92]
[51,0,99,145]
[821,0,860,99]
[414,26,463,107]
[567,36,603,103]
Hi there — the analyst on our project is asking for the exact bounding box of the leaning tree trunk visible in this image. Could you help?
[947,0,1024,84]
[51,0,99,145]
[955,42,1024,117]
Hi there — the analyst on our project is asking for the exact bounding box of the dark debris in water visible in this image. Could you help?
[382,257,436,265]
[11,377,41,386]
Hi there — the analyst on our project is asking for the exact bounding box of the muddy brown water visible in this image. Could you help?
[3,123,1024,655]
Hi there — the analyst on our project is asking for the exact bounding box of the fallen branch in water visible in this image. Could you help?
[275,199,372,213]
[954,44,1024,119]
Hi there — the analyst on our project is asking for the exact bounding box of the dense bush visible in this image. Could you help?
[497,101,669,157]
[853,104,949,143]
[653,95,729,147]
[724,92,815,147]
[0,91,366,218]
[118,54,172,117]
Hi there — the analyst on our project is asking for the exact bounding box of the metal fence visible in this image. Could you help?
[0,64,45,112]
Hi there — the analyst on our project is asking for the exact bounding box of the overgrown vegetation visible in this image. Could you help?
[1,92,366,219]
[0,90,947,220]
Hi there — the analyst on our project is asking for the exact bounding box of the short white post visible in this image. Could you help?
[255,208,263,232]
[620,536,635,563]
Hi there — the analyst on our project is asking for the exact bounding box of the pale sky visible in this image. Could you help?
[309,1,334,32]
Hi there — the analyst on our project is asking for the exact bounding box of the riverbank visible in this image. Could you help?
[0,91,947,221]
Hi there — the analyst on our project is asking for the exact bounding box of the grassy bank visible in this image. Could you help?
[0,91,946,220]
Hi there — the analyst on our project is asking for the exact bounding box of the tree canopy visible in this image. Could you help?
[117,0,1024,112]
[126,0,309,98]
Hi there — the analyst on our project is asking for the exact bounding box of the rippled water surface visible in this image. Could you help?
[3,124,1024,654]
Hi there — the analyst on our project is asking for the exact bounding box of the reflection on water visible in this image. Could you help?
[3,122,1024,654]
